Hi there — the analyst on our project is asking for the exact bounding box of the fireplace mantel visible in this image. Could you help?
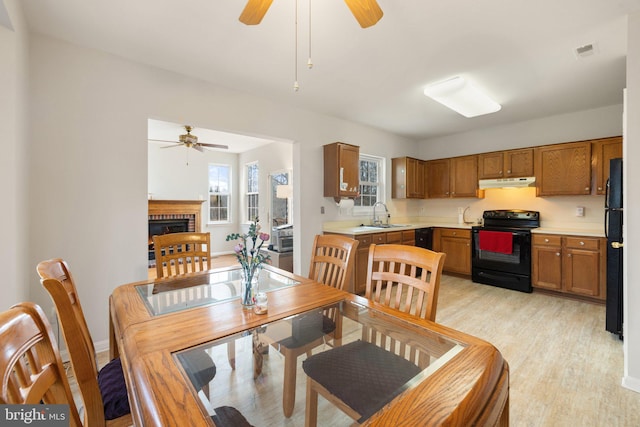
[148,200,205,232]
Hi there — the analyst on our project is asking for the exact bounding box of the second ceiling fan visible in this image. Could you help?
[239,0,383,28]
[149,125,229,152]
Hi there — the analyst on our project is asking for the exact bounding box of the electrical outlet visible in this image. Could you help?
[575,206,585,217]
[419,207,426,216]
[320,206,325,214]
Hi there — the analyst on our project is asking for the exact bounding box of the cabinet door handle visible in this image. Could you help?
[507,169,511,174]
[556,252,560,256]
[568,254,572,257]
[545,238,550,243]
[585,187,590,191]
[579,241,584,246]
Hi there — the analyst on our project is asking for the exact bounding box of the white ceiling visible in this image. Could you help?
[20,0,640,142]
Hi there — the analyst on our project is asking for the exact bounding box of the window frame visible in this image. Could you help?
[353,153,385,215]
[246,161,259,223]
[208,163,232,224]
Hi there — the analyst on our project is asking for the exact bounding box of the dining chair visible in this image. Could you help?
[0,302,83,427]
[302,244,446,426]
[152,232,236,369]
[270,234,359,417]
[37,258,215,425]
[152,231,211,278]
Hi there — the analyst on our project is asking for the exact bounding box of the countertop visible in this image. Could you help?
[323,221,605,238]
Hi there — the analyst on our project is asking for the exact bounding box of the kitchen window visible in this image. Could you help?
[208,164,231,223]
[354,154,384,211]
[246,162,259,221]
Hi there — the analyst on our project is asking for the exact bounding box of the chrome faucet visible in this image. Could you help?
[372,202,389,226]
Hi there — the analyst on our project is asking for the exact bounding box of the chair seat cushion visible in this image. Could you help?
[278,313,335,349]
[302,340,422,422]
[211,406,254,427]
[175,349,217,391]
[97,357,131,420]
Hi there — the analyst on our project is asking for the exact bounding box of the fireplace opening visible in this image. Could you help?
[148,219,189,262]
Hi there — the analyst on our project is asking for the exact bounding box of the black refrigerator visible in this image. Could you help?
[605,158,623,338]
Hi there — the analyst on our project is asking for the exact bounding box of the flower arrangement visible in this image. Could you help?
[226,217,270,306]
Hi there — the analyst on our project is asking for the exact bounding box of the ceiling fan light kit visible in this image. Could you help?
[423,76,502,118]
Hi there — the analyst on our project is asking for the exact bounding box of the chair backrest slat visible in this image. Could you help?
[152,232,211,278]
[308,234,359,291]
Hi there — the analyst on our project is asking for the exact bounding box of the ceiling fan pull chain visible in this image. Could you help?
[293,0,299,91]
[307,0,313,69]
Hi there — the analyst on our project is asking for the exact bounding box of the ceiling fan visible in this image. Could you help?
[148,125,229,152]
[239,0,383,28]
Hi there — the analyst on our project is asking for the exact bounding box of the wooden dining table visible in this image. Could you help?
[109,264,509,426]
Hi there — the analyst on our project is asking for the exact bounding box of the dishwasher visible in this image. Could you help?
[415,227,433,250]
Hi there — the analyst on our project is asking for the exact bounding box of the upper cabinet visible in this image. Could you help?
[591,136,622,195]
[425,159,450,198]
[478,148,534,179]
[324,142,360,201]
[426,155,482,199]
[534,141,592,196]
[392,157,425,199]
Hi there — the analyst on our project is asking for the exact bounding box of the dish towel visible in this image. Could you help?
[478,230,513,254]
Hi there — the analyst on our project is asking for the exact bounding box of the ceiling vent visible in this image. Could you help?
[574,43,598,59]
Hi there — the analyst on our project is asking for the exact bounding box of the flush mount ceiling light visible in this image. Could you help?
[423,76,501,118]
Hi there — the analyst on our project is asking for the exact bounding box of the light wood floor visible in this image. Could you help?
[83,264,639,426]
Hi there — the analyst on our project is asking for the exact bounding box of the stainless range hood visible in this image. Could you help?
[478,176,536,189]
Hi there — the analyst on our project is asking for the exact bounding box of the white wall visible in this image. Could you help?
[623,11,640,393]
[26,34,415,347]
[0,0,28,309]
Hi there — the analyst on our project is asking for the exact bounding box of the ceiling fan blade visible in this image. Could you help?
[160,144,184,149]
[193,144,205,153]
[199,143,230,150]
[239,0,273,25]
[344,0,383,28]
[149,138,180,144]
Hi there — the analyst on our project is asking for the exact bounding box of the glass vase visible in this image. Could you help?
[240,264,261,309]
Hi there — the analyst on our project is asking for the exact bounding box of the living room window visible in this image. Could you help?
[246,162,259,222]
[208,164,231,223]
[354,154,384,211]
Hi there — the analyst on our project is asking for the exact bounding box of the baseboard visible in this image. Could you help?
[622,375,640,393]
[95,339,110,355]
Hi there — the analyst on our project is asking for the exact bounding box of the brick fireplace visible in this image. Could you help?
[148,200,205,264]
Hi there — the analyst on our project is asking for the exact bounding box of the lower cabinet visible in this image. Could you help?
[433,228,471,275]
[532,234,606,300]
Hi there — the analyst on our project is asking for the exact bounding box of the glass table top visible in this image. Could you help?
[135,267,300,316]
[175,300,465,425]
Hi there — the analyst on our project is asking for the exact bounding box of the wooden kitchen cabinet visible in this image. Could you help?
[426,156,482,199]
[433,228,471,275]
[532,234,606,300]
[478,148,534,179]
[591,136,622,195]
[323,142,360,201]
[392,157,425,199]
[425,158,451,198]
[534,141,592,196]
